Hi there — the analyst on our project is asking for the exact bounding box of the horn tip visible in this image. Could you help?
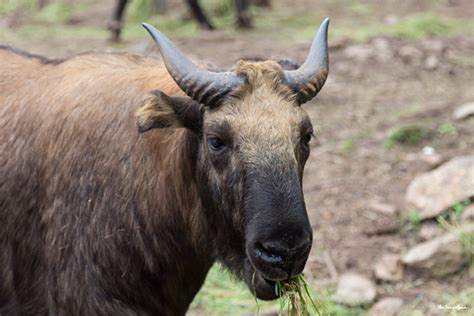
[320,17,330,33]
[142,22,152,30]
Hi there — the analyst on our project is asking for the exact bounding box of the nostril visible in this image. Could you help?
[255,243,285,266]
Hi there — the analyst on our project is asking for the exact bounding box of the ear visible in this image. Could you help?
[136,90,203,133]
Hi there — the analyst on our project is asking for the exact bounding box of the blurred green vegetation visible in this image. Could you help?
[385,125,432,149]
[1,0,473,44]
[189,264,367,315]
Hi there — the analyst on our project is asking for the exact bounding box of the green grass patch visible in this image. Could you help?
[438,122,458,136]
[0,0,36,15]
[443,287,474,316]
[384,14,471,39]
[275,274,320,315]
[189,264,366,315]
[385,125,432,148]
[188,265,273,315]
[437,200,474,268]
[2,1,473,46]
[333,14,473,42]
[438,199,471,225]
[339,130,369,152]
[402,209,422,233]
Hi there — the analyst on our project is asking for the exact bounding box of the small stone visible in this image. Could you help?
[461,204,474,222]
[453,102,474,120]
[422,146,435,156]
[402,226,473,276]
[368,297,403,316]
[425,55,439,70]
[373,254,403,282]
[421,146,443,168]
[405,156,474,219]
[418,223,444,241]
[398,46,424,65]
[332,273,377,306]
[368,200,397,216]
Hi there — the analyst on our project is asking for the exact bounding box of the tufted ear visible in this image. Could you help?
[136,90,203,133]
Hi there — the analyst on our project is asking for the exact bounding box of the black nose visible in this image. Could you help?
[250,237,312,281]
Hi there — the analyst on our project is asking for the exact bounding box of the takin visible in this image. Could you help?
[0,18,329,315]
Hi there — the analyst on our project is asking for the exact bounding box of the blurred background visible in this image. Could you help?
[1,0,473,315]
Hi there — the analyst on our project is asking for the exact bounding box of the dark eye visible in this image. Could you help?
[303,131,313,145]
[207,136,225,152]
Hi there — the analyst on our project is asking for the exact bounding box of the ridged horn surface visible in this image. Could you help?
[283,18,330,104]
[143,23,244,107]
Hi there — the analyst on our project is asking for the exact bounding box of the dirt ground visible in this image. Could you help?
[1,0,473,314]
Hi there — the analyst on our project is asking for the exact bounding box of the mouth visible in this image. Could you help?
[243,243,310,300]
[244,260,280,300]
[244,253,302,301]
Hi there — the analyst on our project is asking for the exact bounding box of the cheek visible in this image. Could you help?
[200,151,241,203]
[208,150,231,172]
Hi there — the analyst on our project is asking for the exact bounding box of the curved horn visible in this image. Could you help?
[284,18,330,104]
[142,23,244,107]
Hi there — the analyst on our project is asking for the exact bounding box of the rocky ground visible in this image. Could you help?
[1,0,473,315]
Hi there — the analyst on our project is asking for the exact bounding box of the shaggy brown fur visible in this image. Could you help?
[0,45,314,315]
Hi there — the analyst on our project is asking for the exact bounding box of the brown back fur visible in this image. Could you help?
[0,48,210,315]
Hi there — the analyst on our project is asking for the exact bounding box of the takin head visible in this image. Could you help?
[136,19,329,300]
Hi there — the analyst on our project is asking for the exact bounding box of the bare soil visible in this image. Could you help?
[1,0,473,314]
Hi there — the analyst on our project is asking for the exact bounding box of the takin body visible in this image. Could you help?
[0,20,329,315]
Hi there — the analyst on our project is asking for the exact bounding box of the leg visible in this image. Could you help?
[235,0,252,29]
[186,0,215,30]
[107,0,130,42]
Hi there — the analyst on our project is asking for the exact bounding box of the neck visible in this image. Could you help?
[141,129,214,312]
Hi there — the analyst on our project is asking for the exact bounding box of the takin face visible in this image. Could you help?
[137,19,329,300]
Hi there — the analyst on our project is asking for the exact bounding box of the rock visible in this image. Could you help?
[368,200,397,216]
[372,37,393,62]
[461,204,474,222]
[425,55,439,70]
[402,226,474,276]
[453,102,474,120]
[405,156,474,219]
[332,273,377,306]
[344,44,375,62]
[373,254,403,282]
[398,46,423,65]
[418,223,444,241]
[421,146,444,168]
[368,297,403,316]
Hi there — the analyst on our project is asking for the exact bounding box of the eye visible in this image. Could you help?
[207,136,226,152]
[303,131,314,146]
